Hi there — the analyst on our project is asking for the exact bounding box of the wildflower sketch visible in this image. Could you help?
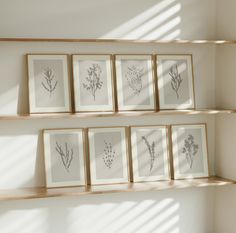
[55,142,73,172]
[41,67,58,97]
[142,136,158,172]
[83,64,103,100]
[169,64,183,99]
[125,65,144,95]
[102,141,116,168]
[182,134,199,169]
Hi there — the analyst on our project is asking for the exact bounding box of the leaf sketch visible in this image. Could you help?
[83,64,103,100]
[102,141,116,169]
[125,65,144,95]
[41,67,58,97]
[55,142,73,172]
[142,136,158,172]
[182,134,199,169]
[169,64,183,99]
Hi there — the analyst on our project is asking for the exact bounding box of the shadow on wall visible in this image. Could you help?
[100,0,181,40]
[0,191,180,233]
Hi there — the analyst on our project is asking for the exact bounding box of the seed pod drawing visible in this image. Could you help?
[102,140,116,168]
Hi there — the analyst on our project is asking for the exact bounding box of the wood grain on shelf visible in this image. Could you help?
[0,110,235,120]
[0,38,236,44]
[0,177,234,201]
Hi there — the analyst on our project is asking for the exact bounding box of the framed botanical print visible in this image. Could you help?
[88,127,129,185]
[43,128,86,188]
[130,125,170,182]
[27,54,71,114]
[171,124,209,179]
[156,54,195,110]
[72,54,115,112]
[115,55,155,111]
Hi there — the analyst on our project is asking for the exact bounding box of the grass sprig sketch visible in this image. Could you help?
[41,67,58,97]
[142,136,158,172]
[169,64,183,99]
[125,65,144,95]
[55,142,73,172]
[182,134,199,169]
[102,141,116,169]
[83,64,103,100]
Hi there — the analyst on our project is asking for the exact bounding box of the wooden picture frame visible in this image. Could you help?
[171,123,209,179]
[27,54,71,114]
[156,54,195,110]
[115,54,156,111]
[130,125,170,182]
[88,126,129,185]
[43,128,86,188]
[72,54,115,112]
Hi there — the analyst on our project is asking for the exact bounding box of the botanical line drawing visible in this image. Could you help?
[41,67,58,97]
[102,140,116,168]
[125,65,144,95]
[182,134,199,169]
[142,136,158,172]
[55,142,73,172]
[83,63,103,100]
[169,64,183,99]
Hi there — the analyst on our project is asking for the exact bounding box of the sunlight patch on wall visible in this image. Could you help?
[100,0,180,40]
[66,198,180,233]
[0,208,49,233]
[0,135,38,189]
[0,86,19,115]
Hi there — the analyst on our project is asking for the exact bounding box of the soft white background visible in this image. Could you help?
[0,0,235,233]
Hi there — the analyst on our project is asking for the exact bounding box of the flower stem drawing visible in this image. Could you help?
[125,65,144,95]
[55,142,73,172]
[41,67,58,97]
[142,136,158,172]
[83,64,103,100]
[169,64,182,99]
[102,141,116,169]
[182,134,199,169]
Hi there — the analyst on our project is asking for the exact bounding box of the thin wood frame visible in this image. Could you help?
[156,54,196,110]
[114,54,156,111]
[72,54,115,112]
[87,126,130,185]
[43,128,87,188]
[27,53,72,114]
[129,125,171,182]
[170,123,209,179]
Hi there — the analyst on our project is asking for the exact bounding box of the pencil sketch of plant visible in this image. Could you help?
[125,65,144,95]
[55,142,73,172]
[83,63,103,100]
[142,136,158,172]
[102,140,116,169]
[169,64,183,99]
[41,67,58,97]
[182,134,199,169]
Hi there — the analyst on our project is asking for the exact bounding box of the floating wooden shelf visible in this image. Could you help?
[0,177,234,201]
[0,109,235,120]
[0,38,236,44]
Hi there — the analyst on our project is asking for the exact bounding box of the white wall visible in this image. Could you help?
[216,0,236,40]
[214,2,236,232]
[214,46,236,233]
[0,0,216,40]
[0,0,233,233]
[215,186,236,233]
[0,188,214,233]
